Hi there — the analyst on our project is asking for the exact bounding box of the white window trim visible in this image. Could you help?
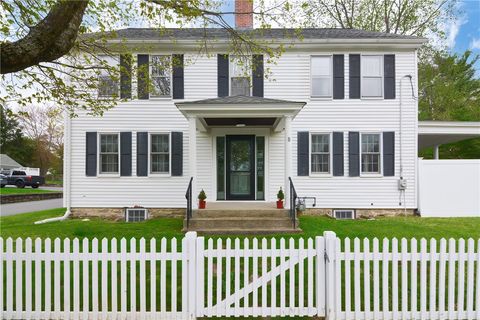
[229,55,252,96]
[97,132,121,177]
[310,55,333,99]
[148,132,171,177]
[359,132,383,177]
[361,54,384,99]
[309,132,333,177]
[98,54,120,99]
[149,55,172,99]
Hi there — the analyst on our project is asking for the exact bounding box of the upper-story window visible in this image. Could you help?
[311,56,332,98]
[361,55,383,98]
[151,55,171,98]
[99,133,119,174]
[311,133,331,174]
[98,55,119,98]
[361,133,381,174]
[230,56,251,96]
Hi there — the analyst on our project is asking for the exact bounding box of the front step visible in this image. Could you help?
[193,209,289,218]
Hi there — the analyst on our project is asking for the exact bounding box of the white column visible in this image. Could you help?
[188,116,197,208]
[433,145,440,159]
[284,115,292,209]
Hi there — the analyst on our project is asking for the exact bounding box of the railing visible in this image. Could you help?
[185,177,193,228]
[288,177,298,229]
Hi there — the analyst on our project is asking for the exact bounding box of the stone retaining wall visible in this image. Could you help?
[1,192,63,204]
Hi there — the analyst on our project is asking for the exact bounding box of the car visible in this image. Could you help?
[0,174,7,188]
[0,170,45,188]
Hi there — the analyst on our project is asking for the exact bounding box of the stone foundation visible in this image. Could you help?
[301,208,416,218]
[71,207,184,221]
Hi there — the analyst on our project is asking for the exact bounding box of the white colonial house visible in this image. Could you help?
[60,4,479,231]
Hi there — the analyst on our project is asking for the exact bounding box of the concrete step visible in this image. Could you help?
[183,228,303,235]
[194,209,289,218]
[184,217,298,230]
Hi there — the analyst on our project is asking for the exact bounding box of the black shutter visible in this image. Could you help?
[137,54,149,100]
[171,132,183,176]
[332,132,344,176]
[348,132,359,177]
[333,55,344,99]
[252,54,264,97]
[297,131,309,176]
[383,131,395,176]
[120,54,132,99]
[218,54,229,97]
[349,54,361,99]
[172,54,184,99]
[137,132,148,176]
[120,132,132,176]
[384,55,396,99]
[86,132,97,176]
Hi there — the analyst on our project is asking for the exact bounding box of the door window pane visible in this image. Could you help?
[256,136,265,200]
[216,137,225,200]
[229,139,252,196]
[100,134,119,173]
[150,134,169,173]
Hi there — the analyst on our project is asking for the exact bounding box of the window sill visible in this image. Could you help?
[361,96,384,100]
[360,173,383,178]
[310,96,333,101]
[309,173,333,178]
[148,173,171,178]
[149,96,172,100]
[96,173,121,178]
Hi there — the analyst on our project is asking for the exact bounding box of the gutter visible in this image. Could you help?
[35,110,72,224]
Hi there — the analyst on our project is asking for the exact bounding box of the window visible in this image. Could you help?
[230,56,251,96]
[311,56,332,97]
[151,55,171,97]
[333,209,355,220]
[150,134,170,174]
[361,55,383,98]
[125,208,148,222]
[361,133,381,174]
[99,133,119,174]
[311,133,331,174]
[98,55,119,97]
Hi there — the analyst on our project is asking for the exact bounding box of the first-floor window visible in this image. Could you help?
[311,133,331,174]
[100,133,119,174]
[361,133,381,174]
[150,134,170,173]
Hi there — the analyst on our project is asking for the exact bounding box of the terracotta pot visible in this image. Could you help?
[276,200,284,209]
[199,199,206,209]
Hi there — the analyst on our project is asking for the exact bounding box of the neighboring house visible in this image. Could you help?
[65,1,478,223]
[0,154,23,170]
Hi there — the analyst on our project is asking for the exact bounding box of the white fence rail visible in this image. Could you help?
[1,232,479,319]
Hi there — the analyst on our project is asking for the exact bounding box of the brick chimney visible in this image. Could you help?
[235,0,253,29]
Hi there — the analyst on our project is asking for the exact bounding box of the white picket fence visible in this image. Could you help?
[1,232,479,319]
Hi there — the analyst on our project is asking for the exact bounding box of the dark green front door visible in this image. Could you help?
[226,135,255,200]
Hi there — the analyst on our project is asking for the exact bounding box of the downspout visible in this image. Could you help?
[35,110,71,224]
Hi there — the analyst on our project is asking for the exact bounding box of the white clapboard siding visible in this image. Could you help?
[69,49,418,209]
[1,232,478,319]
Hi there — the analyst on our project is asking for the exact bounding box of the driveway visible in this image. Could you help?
[0,198,64,216]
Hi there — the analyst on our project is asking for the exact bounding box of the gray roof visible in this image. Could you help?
[88,28,422,41]
[176,95,306,106]
[0,154,22,169]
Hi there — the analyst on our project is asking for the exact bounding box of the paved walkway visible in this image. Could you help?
[0,198,64,216]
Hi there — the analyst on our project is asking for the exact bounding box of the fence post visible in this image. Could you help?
[196,235,205,318]
[324,231,337,320]
[184,231,198,319]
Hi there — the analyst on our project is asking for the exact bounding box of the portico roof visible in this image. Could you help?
[418,121,480,150]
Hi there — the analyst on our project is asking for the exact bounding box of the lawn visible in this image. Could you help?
[0,187,59,195]
[1,208,479,240]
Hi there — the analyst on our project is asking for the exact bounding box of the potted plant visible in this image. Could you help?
[198,189,207,209]
[276,187,284,209]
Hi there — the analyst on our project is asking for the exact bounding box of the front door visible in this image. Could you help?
[226,135,255,200]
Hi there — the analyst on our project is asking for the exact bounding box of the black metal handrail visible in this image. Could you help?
[185,177,193,228]
[288,177,298,229]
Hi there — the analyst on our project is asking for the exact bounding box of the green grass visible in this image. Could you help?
[45,179,63,186]
[1,208,479,240]
[0,187,59,195]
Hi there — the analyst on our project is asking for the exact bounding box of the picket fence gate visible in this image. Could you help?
[1,231,479,319]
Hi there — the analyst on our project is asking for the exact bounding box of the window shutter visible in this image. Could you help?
[252,54,264,97]
[86,132,97,176]
[348,132,359,177]
[172,54,184,99]
[332,132,344,176]
[349,54,361,99]
[384,55,396,99]
[137,132,148,176]
[171,132,183,176]
[137,54,149,100]
[333,55,344,99]
[217,54,229,97]
[297,131,309,176]
[383,131,395,176]
[120,54,132,99]
[120,132,132,176]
